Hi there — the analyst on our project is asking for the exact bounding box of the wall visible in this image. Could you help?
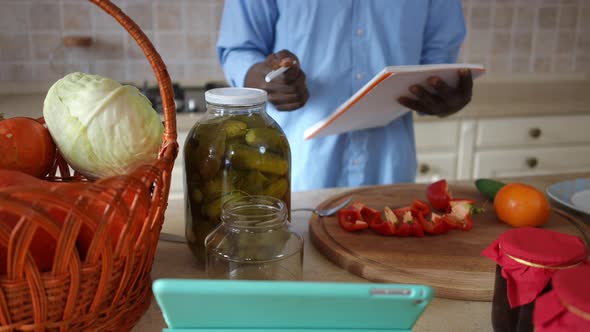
[0,0,588,86]
[0,0,224,84]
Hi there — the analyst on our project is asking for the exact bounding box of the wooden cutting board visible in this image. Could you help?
[309,184,590,301]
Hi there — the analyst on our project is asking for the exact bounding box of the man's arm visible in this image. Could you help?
[398,0,472,117]
[217,0,278,88]
[216,1,309,111]
[420,0,466,65]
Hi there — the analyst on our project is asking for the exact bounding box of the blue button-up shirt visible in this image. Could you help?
[217,0,466,191]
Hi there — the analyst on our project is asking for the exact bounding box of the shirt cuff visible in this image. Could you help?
[222,49,267,87]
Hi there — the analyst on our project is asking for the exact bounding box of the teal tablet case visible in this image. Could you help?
[153,279,433,332]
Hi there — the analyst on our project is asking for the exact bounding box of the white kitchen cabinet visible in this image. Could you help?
[471,114,590,179]
[473,146,590,178]
[414,119,461,183]
[414,120,460,151]
[412,114,590,181]
[415,152,457,183]
[476,115,590,147]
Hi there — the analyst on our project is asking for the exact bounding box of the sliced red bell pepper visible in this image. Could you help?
[426,179,453,212]
[441,199,482,231]
[349,201,366,213]
[348,201,365,219]
[348,201,382,226]
[370,207,396,236]
[441,214,472,231]
[410,199,431,218]
[450,199,485,216]
[360,207,382,227]
[418,212,449,235]
[337,209,369,232]
[393,207,424,237]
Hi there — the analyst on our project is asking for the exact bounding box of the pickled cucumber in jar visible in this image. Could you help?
[184,88,291,264]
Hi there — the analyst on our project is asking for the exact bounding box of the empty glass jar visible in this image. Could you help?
[205,196,303,281]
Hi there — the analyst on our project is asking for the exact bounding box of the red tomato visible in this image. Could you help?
[0,117,56,178]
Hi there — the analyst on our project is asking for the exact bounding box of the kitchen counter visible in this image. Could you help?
[133,172,590,332]
[2,74,589,132]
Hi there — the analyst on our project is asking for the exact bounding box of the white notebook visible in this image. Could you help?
[303,64,486,140]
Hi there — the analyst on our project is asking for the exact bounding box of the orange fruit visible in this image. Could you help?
[494,183,551,227]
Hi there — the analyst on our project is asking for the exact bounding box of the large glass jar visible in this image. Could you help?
[184,88,291,264]
[205,196,303,280]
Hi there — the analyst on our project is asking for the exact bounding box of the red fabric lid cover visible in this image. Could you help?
[533,264,590,332]
[481,227,588,308]
[497,227,587,266]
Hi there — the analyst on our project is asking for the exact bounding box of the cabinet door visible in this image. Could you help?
[414,120,460,152]
[473,146,590,178]
[476,115,590,148]
[415,152,457,183]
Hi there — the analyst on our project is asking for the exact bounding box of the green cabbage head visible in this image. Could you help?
[43,72,164,180]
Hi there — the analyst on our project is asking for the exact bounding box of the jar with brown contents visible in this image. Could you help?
[184,88,291,264]
[482,227,588,332]
[534,264,590,331]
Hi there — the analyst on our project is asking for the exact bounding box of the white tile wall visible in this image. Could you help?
[0,0,589,83]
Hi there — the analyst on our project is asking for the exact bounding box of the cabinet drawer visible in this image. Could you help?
[473,146,590,178]
[476,115,590,148]
[415,120,460,151]
[415,152,457,183]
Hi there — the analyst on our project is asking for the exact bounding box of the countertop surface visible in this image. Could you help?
[2,74,590,132]
[132,172,590,332]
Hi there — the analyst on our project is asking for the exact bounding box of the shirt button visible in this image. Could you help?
[355,73,365,80]
[356,28,364,36]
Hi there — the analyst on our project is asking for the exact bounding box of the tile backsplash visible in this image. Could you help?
[0,0,588,85]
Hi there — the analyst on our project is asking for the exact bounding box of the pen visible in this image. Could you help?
[264,60,298,83]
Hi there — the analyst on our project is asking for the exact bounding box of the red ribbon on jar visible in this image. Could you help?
[481,227,587,308]
[534,263,590,332]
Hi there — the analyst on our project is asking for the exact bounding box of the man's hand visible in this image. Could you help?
[244,50,309,111]
[398,69,473,117]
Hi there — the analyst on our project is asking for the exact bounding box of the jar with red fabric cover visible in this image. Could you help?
[534,263,590,332]
[481,227,588,332]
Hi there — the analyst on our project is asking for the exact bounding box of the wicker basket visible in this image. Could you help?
[0,0,178,331]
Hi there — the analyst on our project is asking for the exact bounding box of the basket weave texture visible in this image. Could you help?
[0,0,178,331]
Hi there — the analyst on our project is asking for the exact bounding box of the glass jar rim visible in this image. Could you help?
[221,195,288,229]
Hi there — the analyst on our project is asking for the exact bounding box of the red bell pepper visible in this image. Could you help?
[360,207,382,227]
[441,214,472,231]
[370,207,396,236]
[418,212,449,235]
[426,179,453,212]
[337,209,369,232]
[348,201,365,219]
[441,199,483,231]
[393,207,424,237]
[410,199,431,218]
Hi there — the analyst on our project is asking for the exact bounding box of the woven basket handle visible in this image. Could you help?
[89,0,178,160]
